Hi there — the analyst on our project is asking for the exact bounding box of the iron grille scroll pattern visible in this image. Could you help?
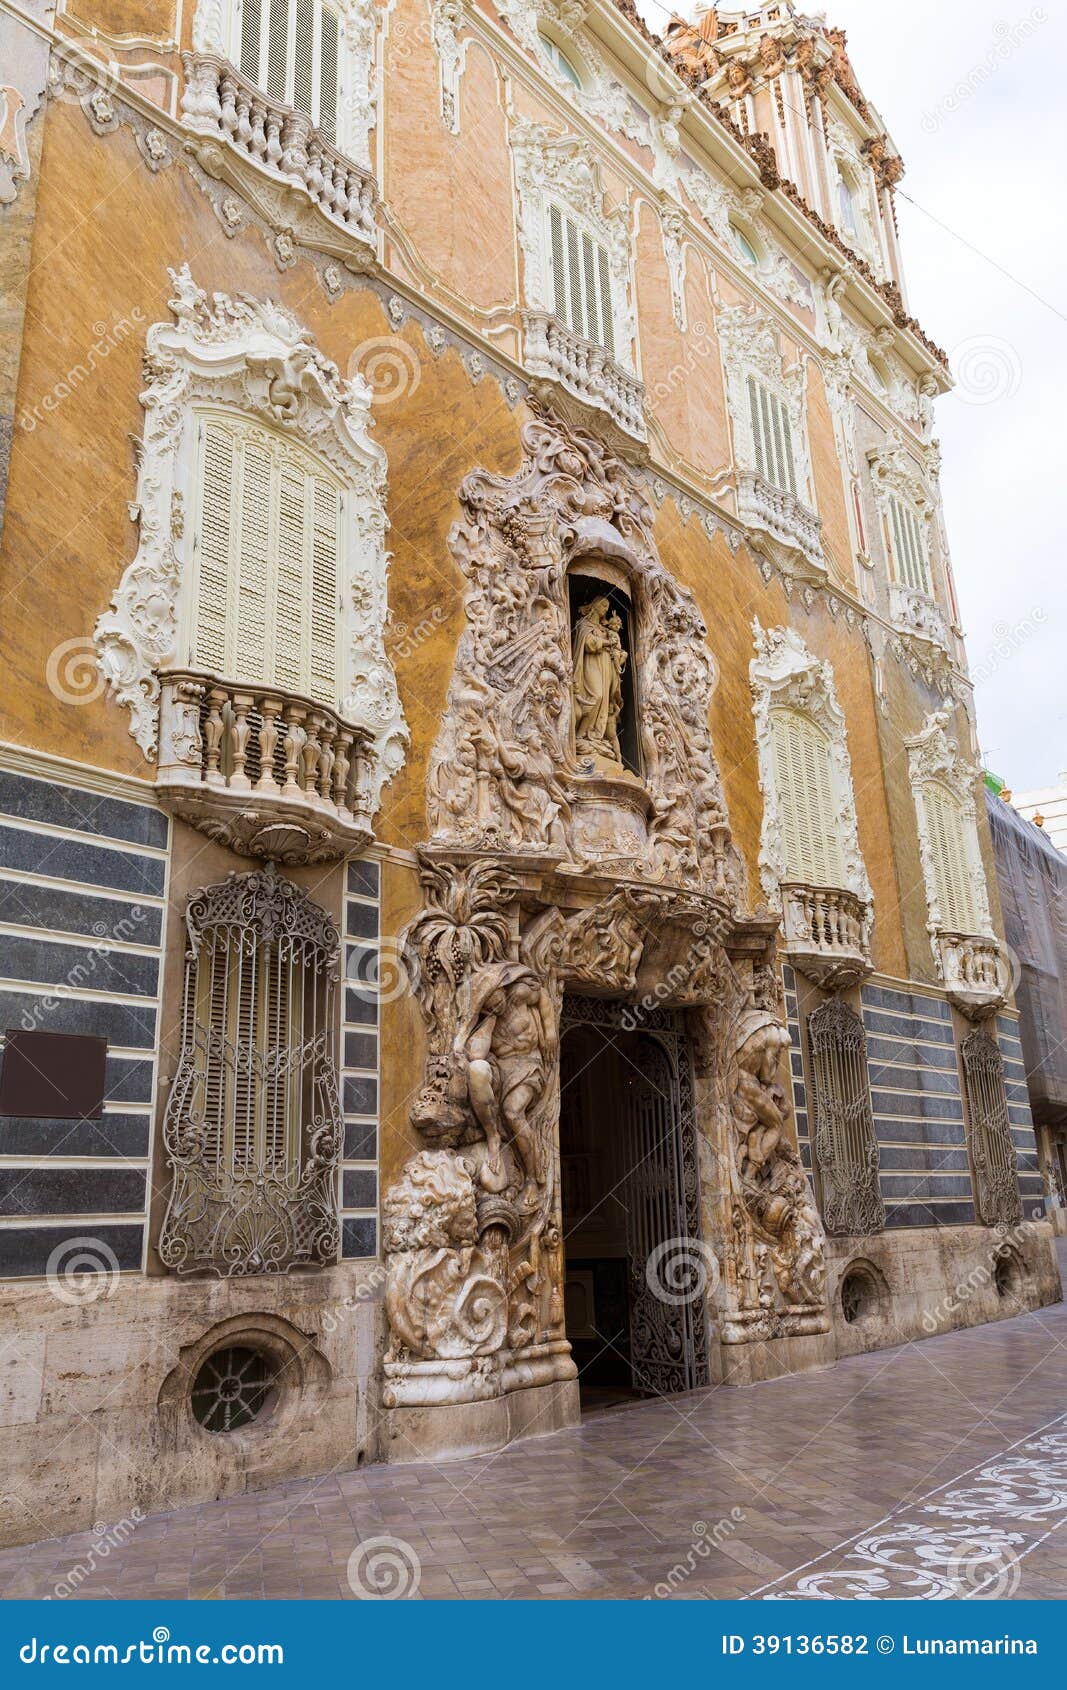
[807,998,885,1237]
[961,1029,1023,1228]
[560,996,709,1397]
[159,864,343,1276]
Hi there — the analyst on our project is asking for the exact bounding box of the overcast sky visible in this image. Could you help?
[636,0,1066,791]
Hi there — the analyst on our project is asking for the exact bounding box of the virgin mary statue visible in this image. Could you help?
[572,596,626,764]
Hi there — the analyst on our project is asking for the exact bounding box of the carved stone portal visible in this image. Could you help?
[383,415,830,1445]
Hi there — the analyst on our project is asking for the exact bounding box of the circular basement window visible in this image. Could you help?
[840,1266,877,1325]
[191,1345,276,1433]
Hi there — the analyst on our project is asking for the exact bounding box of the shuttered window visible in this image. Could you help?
[888,494,930,593]
[770,708,845,887]
[923,780,979,933]
[191,412,342,707]
[548,202,616,359]
[747,376,798,497]
[238,0,342,143]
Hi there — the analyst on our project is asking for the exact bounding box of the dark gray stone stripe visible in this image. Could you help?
[871,1118,967,1145]
[342,1169,377,1209]
[880,1173,974,1197]
[866,1035,958,1069]
[344,1120,377,1160]
[0,879,162,946]
[0,990,156,1048]
[0,825,165,896]
[0,1113,150,1157]
[871,1090,965,1120]
[877,1146,971,1172]
[862,985,951,1020]
[0,932,159,998]
[885,1201,976,1228]
[862,1009,954,1043]
[0,1222,143,1277]
[105,1056,153,1102]
[341,1216,376,1259]
[866,1065,962,1096]
[0,770,167,849]
[0,1166,147,1216]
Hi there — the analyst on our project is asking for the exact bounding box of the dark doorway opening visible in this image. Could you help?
[558,998,709,1413]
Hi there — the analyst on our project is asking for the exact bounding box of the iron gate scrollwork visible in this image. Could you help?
[560,996,709,1396]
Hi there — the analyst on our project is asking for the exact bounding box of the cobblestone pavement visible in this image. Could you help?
[2,1243,1065,1602]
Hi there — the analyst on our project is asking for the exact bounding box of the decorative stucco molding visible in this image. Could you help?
[93,265,407,815]
[511,119,636,372]
[718,303,823,571]
[750,622,872,914]
[905,708,993,940]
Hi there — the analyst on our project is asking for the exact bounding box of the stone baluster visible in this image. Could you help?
[203,687,227,785]
[318,718,337,807]
[281,704,306,797]
[257,695,282,792]
[218,70,239,143]
[234,87,253,153]
[333,728,354,818]
[229,691,254,791]
[301,711,324,795]
[264,110,283,170]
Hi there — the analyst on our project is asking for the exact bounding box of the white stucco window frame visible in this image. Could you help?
[93,264,407,817]
[905,710,994,941]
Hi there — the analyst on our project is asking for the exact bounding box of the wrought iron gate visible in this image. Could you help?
[560,996,709,1396]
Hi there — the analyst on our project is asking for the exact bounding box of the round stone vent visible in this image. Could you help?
[191,1345,276,1433]
[840,1264,880,1325]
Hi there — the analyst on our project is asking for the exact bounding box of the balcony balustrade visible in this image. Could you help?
[181,53,377,257]
[935,930,1008,1020]
[736,470,824,572]
[156,669,375,864]
[522,310,646,444]
[780,882,872,990]
[889,581,952,654]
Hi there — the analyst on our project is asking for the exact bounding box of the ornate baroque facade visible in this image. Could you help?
[0,0,1059,1540]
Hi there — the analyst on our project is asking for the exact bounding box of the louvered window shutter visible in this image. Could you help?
[747,377,798,497]
[889,494,930,593]
[924,783,978,932]
[319,3,339,142]
[266,0,289,102]
[547,204,616,358]
[193,413,341,707]
[240,0,264,83]
[771,709,845,886]
[240,0,343,140]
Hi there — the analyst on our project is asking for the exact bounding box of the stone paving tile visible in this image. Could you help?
[2,1242,1065,1601]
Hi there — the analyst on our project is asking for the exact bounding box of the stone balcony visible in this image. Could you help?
[180,53,377,262]
[156,670,376,864]
[935,930,1009,1020]
[889,581,952,654]
[737,471,825,573]
[780,882,872,990]
[522,310,647,444]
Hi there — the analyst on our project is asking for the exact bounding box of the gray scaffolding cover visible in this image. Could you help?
[986,788,1067,1122]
